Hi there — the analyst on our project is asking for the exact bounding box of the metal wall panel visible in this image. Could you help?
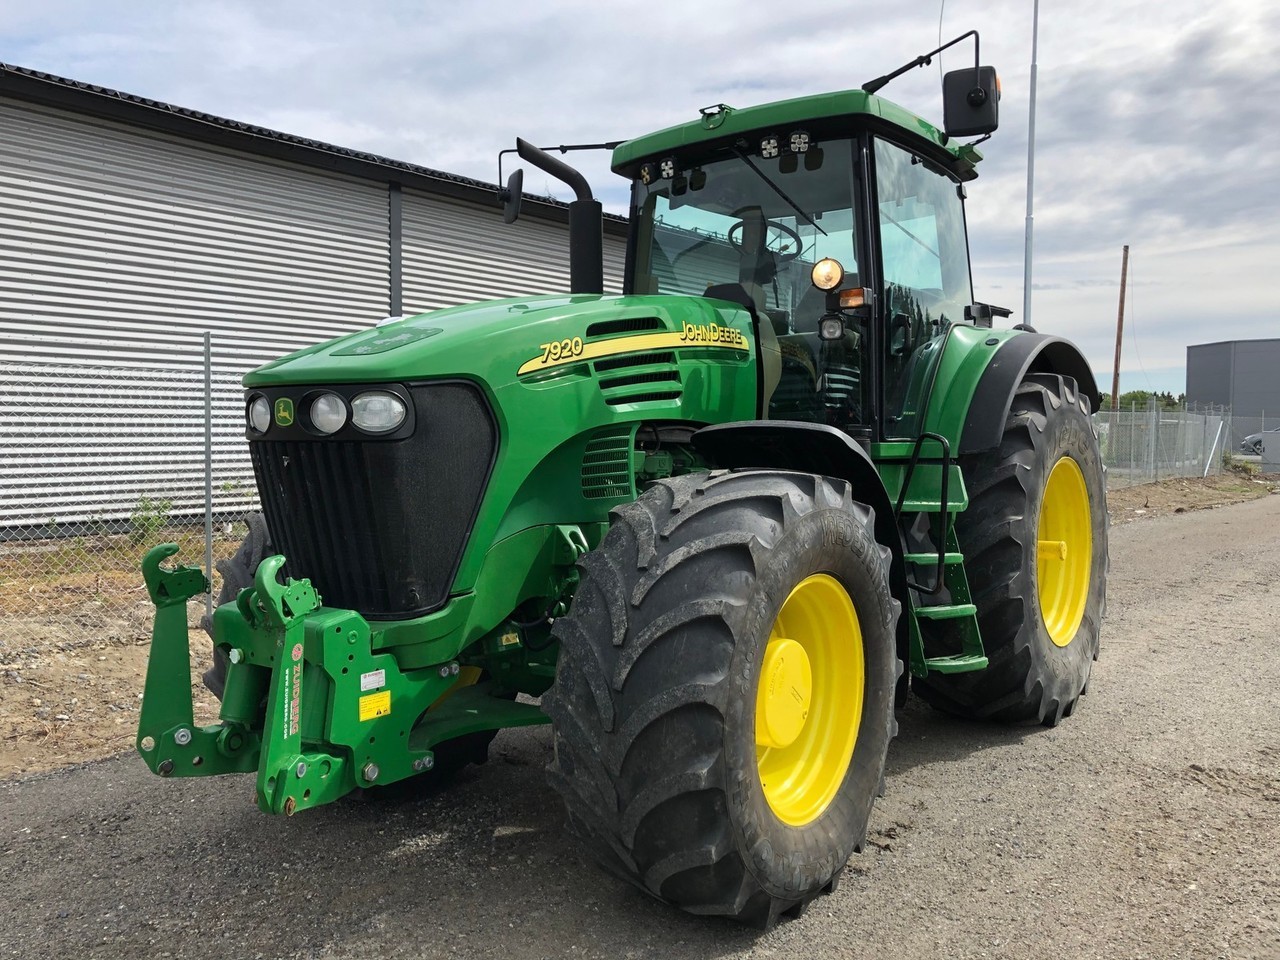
[1185,343,1233,410]
[0,97,628,530]
[0,99,391,372]
[0,99,391,528]
[1229,339,1280,418]
[400,189,626,313]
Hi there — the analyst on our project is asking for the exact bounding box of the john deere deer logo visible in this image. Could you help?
[274,397,294,427]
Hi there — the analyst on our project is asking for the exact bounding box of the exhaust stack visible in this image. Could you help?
[515,138,603,295]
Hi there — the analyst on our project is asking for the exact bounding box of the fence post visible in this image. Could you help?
[204,332,214,621]
[1201,408,1208,474]
[1129,401,1136,486]
[1152,399,1162,481]
[1176,405,1184,475]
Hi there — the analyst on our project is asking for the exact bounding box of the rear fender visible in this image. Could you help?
[958,333,1100,455]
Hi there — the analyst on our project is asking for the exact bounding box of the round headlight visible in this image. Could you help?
[310,393,348,434]
[351,391,407,434]
[811,257,845,291]
[248,396,271,434]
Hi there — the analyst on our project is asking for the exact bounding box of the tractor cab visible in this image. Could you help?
[617,98,984,444]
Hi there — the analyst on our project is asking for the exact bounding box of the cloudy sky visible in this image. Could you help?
[5,0,1278,394]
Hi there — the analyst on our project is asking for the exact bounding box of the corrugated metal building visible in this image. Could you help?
[1186,337,1280,452]
[0,64,629,533]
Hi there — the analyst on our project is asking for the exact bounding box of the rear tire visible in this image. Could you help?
[545,470,900,927]
[915,374,1108,725]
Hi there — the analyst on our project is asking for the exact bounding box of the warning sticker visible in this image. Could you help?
[359,668,386,692]
[358,690,391,722]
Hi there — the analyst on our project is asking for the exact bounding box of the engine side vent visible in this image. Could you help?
[594,351,675,372]
[584,316,665,339]
[581,427,635,500]
[604,391,682,406]
[598,370,681,391]
[594,349,683,407]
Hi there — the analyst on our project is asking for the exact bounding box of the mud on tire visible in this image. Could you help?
[915,373,1108,725]
[544,470,900,927]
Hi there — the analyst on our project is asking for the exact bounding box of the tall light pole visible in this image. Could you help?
[1022,0,1040,325]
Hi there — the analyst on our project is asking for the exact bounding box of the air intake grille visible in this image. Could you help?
[594,352,682,407]
[585,316,665,338]
[250,382,496,620]
[581,427,634,500]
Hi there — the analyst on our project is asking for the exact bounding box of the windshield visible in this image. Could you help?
[630,139,869,428]
[631,139,857,325]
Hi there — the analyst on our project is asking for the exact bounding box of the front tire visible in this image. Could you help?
[545,471,900,927]
[916,373,1108,725]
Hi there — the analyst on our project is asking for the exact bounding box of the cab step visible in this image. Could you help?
[903,552,962,565]
[922,653,989,674]
[914,603,977,620]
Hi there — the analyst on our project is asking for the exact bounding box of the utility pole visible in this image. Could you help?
[1022,0,1040,325]
[1110,244,1129,408]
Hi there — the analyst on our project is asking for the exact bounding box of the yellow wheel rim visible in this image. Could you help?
[755,574,863,826]
[1037,457,1092,647]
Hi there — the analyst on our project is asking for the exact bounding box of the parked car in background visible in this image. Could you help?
[1240,427,1280,455]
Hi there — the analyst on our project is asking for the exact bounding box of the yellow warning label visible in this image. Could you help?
[359,690,391,722]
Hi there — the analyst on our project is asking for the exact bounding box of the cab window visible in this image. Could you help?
[874,139,973,438]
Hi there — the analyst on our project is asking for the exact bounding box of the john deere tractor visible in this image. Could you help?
[138,36,1107,927]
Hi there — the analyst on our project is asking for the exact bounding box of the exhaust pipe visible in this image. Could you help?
[515,138,603,295]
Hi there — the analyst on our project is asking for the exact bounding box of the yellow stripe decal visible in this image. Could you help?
[517,325,749,377]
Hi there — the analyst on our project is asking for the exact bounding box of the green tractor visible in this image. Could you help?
[138,37,1107,928]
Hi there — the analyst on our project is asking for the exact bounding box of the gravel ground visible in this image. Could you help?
[1,495,1277,960]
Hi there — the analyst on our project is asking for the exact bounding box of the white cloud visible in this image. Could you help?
[4,0,1278,393]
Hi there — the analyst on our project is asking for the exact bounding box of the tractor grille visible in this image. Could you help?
[581,427,635,500]
[250,381,496,620]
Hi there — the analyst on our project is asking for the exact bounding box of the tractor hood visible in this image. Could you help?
[243,293,754,390]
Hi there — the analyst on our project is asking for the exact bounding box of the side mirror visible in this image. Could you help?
[943,66,1000,138]
[965,301,1014,329]
[499,168,523,224]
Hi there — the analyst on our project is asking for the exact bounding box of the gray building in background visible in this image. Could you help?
[1186,338,1280,452]
[0,64,628,532]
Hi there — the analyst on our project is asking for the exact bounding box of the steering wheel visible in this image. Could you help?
[728,219,803,263]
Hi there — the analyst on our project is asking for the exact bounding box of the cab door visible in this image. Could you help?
[871,138,975,440]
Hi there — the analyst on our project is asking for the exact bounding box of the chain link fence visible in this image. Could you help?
[1,342,1261,646]
[1224,410,1276,464]
[1093,402,1231,489]
[0,336,260,649]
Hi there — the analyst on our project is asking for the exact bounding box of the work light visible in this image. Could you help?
[811,258,844,291]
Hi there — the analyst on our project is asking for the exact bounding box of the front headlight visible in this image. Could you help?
[351,391,407,434]
[310,393,348,434]
[247,395,271,434]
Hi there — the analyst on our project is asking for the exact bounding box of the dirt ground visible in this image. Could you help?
[1106,471,1278,523]
[0,491,1277,960]
[1,474,1277,780]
